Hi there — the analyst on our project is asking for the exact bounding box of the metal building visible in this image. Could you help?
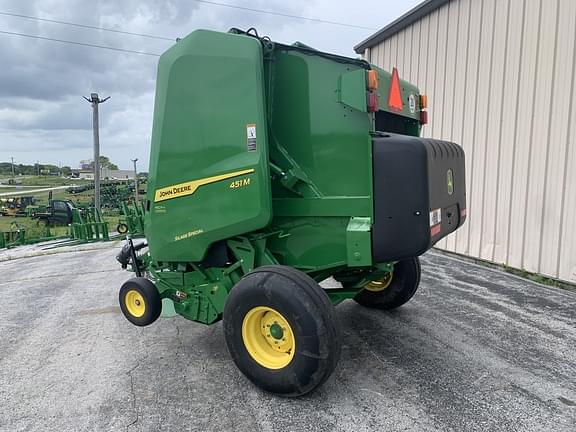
[355,0,576,283]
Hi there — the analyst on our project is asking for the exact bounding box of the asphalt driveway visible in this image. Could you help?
[0,242,574,431]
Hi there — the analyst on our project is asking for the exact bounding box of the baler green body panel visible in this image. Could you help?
[146,30,272,262]
[264,47,374,269]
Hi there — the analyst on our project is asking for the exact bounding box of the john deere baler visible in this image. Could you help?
[117,28,466,396]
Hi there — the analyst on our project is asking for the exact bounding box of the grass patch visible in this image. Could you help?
[501,265,576,293]
[0,216,69,237]
[16,176,91,187]
[435,248,576,293]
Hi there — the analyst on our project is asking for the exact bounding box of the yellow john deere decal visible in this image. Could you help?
[154,169,255,202]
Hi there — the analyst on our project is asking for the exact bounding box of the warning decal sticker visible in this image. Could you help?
[408,94,416,114]
[430,208,442,237]
[247,124,257,152]
[429,208,442,227]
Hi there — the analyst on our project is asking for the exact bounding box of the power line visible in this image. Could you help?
[0,29,161,56]
[0,3,376,37]
[0,2,377,58]
[191,0,377,30]
[0,11,175,41]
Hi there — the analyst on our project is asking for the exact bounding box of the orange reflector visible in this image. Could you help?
[388,67,403,112]
[367,70,379,90]
[419,94,428,109]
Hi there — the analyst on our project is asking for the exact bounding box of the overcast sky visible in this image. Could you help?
[0,0,421,170]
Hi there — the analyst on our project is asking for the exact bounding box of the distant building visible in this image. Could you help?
[72,168,134,180]
[101,169,134,180]
[355,0,576,283]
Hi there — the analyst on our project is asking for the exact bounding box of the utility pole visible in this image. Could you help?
[10,157,15,181]
[84,93,109,211]
[131,158,139,203]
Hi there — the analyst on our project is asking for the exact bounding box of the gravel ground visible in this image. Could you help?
[0,242,574,431]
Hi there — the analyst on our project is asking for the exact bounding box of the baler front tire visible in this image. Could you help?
[223,265,341,397]
[354,257,421,310]
[119,277,162,326]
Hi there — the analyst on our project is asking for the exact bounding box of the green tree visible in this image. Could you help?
[99,156,119,170]
[90,156,118,170]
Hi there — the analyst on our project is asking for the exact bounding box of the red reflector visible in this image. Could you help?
[420,110,428,124]
[367,92,378,112]
[388,67,403,112]
[431,224,441,237]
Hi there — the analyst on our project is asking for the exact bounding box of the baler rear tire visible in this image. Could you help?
[354,257,421,310]
[119,277,162,326]
[223,265,341,397]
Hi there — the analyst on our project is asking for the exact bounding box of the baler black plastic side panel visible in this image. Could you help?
[372,135,431,262]
[371,133,466,263]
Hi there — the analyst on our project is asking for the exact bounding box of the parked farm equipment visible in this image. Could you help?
[69,207,109,242]
[116,28,467,396]
[0,198,109,250]
[0,221,62,249]
[0,222,26,249]
[117,202,145,237]
[0,196,35,217]
[32,199,76,226]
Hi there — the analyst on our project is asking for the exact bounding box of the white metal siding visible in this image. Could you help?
[365,0,576,283]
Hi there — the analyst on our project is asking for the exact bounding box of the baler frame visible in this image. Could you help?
[124,232,395,325]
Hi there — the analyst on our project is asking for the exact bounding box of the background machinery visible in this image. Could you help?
[0,196,35,217]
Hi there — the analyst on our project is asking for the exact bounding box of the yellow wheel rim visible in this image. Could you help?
[125,290,146,318]
[241,306,296,369]
[365,272,394,292]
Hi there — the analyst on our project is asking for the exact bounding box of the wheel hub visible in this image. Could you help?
[269,323,284,340]
[365,272,394,292]
[125,290,146,318]
[242,306,296,369]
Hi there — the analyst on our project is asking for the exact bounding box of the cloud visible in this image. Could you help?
[0,0,422,169]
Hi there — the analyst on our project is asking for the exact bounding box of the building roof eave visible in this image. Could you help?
[354,0,450,54]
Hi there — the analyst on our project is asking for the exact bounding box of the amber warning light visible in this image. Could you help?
[366,69,379,112]
[419,94,428,125]
[367,70,379,90]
